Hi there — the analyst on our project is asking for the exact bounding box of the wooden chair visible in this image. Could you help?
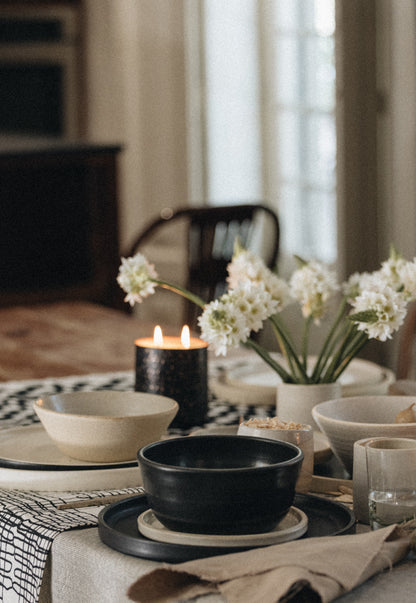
[125,204,280,329]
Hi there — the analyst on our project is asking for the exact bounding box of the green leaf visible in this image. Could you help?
[349,309,378,324]
[294,255,307,268]
[232,237,245,257]
[389,242,401,261]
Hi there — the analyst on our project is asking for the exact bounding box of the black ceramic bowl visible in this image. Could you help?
[137,435,303,535]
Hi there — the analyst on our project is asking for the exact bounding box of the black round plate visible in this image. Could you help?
[98,493,355,563]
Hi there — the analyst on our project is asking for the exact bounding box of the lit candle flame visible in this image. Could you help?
[152,325,191,348]
[181,325,191,349]
[153,325,163,346]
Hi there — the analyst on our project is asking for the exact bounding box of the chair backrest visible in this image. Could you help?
[125,204,280,329]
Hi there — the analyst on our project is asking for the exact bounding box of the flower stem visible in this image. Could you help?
[270,321,302,381]
[244,339,294,383]
[331,331,369,382]
[269,315,310,383]
[153,279,206,308]
[311,297,349,381]
[320,323,367,383]
[319,323,354,383]
[301,315,313,372]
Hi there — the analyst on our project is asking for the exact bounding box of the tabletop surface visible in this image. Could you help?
[0,301,157,381]
[0,302,414,603]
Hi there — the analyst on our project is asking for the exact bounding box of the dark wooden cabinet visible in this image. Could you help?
[0,139,125,310]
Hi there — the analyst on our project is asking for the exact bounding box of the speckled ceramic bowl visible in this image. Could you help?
[312,395,416,475]
[34,391,178,463]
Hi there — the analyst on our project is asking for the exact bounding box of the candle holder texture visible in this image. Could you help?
[135,345,208,428]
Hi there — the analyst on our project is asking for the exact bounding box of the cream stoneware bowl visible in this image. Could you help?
[34,391,178,463]
[312,395,416,475]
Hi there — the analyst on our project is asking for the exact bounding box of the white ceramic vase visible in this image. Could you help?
[276,382,342,430]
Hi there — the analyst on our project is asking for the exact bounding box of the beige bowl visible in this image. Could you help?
[34,391,178,463]
[312,395,416,475]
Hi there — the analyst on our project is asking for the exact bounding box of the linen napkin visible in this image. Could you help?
[0,486,143,603]
[127,524,411,603]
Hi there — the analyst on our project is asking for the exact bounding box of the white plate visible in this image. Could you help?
[137,506,308,547]
[211,356,395,406]
[0,465,142,492]
[190,424,332,464]
[0,425,142,491]
[0,425,137,469]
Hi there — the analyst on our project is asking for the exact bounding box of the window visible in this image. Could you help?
[185,0,336,265]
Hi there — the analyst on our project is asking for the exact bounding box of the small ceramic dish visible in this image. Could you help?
[34,391,178,463]
[137,506,308,547]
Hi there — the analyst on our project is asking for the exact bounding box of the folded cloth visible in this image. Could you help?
[0,487,143,603]
[127,524,411,603]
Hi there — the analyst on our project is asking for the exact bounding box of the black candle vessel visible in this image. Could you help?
[134,329,208,429]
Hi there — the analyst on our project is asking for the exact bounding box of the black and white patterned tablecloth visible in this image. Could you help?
[0,486,145,603]
[0,365,274,435]
[0,371,136,430]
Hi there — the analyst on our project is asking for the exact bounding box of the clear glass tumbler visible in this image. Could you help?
[366,437,416,530]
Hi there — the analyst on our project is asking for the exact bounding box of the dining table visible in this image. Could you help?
[0,301,415,603]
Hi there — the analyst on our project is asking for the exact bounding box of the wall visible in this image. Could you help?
[376,0,416,370]
[83,0,189,253]
[378,0,416,259]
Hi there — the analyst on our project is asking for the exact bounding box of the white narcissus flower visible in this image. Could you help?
[343,257,416,302]
[227,248,268,288]
[263,273,291,310]
[379,256,408,290]
[374,249,416,300]
[350,286,407,341]
[290,260,338,323]
[227,248,291,311]
[197,297,250,356]
[231,281,279,333]
[117,253,158,306]
[343,271,377,300]
[349,257,416,302]
[396,258,416,301]
[116,243,412,384]
[198,282,277,355]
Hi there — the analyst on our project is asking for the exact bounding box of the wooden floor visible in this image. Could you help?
[0,302,157,381]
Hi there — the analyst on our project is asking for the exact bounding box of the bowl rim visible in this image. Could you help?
[238,421,312,432]
[33,391,179,420]
[138,434,304,472]
[312,395,416,427]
